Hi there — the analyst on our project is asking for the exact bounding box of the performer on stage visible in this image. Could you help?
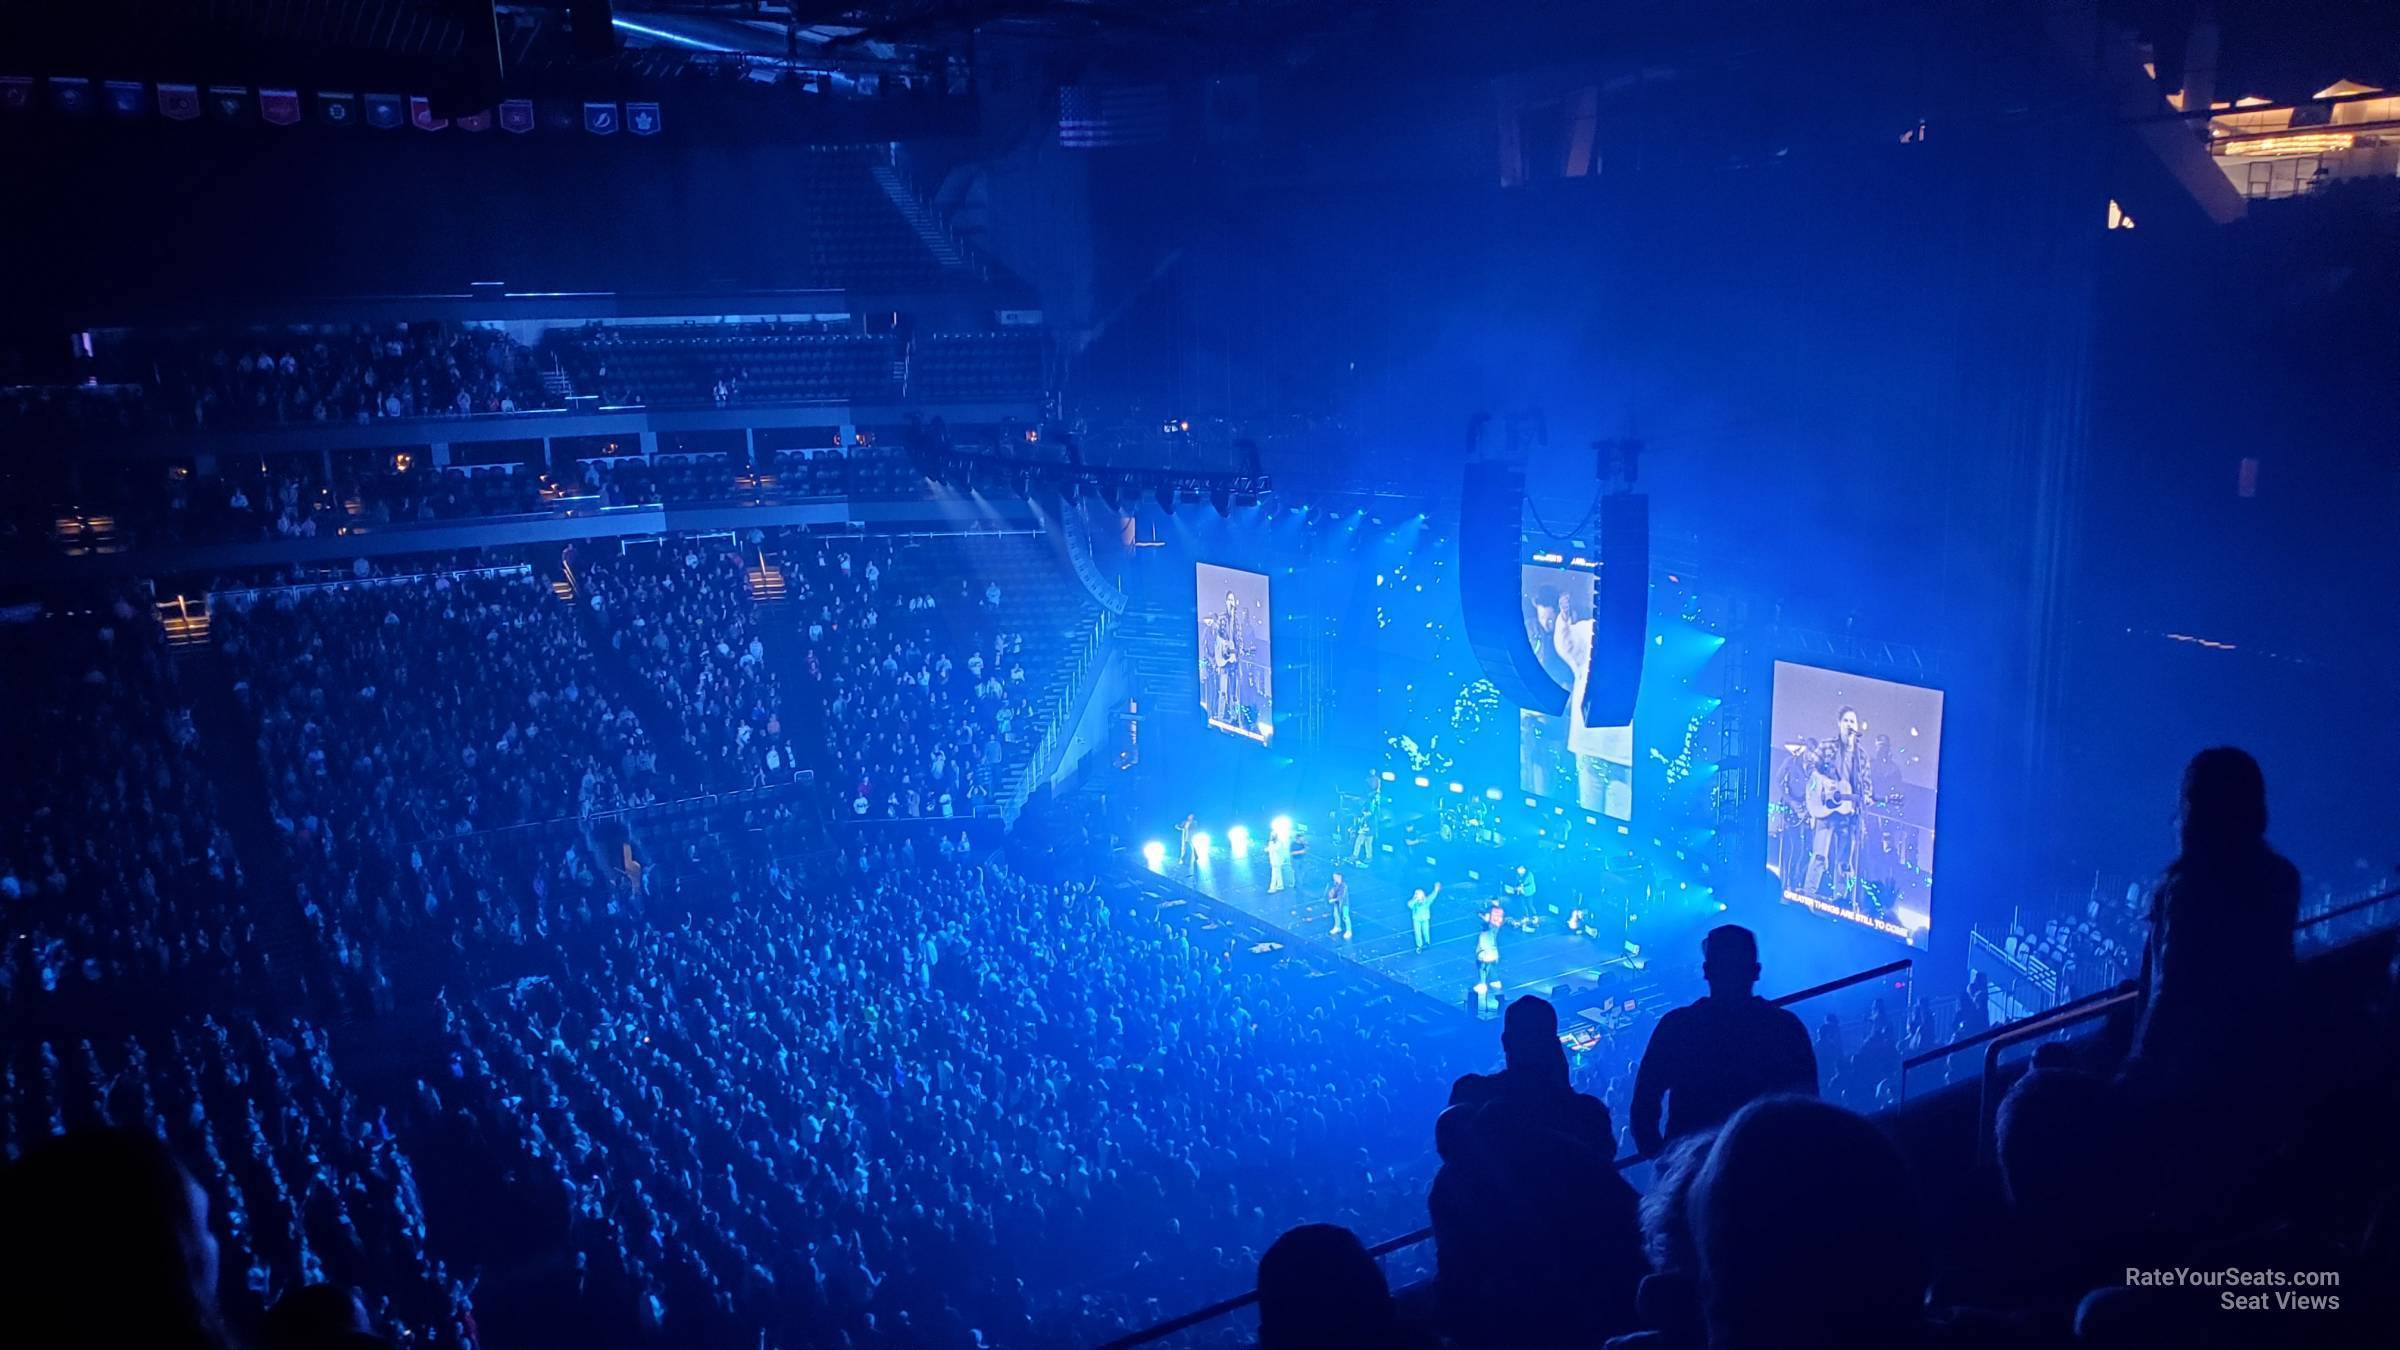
[1288,826,1310,895]
[1804,707,1872,906]
[1348,809,1375,867]
[1474,905,1503,998]
[1474,897,1505,986]
[1408,881,1440,952]
[1327,870,1353,940]
[1177,813,1199,875]
[1266,826,1292,894]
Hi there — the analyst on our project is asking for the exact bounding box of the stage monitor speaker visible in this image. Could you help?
[1459,456,1567,717]
[1582,491,1648,729]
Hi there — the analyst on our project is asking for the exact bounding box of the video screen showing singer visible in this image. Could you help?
[1197,563,1273,743]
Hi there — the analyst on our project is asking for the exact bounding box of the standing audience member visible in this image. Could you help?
[1628,926,1818,1157]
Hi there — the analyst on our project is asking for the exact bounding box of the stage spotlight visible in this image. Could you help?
[1718,901,1729,912]
[1447,782,1464,794]
[1227,824,1252,858]
[1380,770,1397,781]
[1484,787,1503,801]
[1269,815,1293,840]
[1412,776,1430,788]
[1191,831,1212,861]
[1142,841,1166,869]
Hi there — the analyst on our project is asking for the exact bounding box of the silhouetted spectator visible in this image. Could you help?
[1628,926,1818,1157]
[0,1128,235,1350]
[1449,995,1614,1153]
[1431,998,1644,1348]
[2128,746,2300,1084]
[1255,1224,1401,1350]
[1690,1097,1924,1350]
[262,1283,379,1350]
[1605,1129,1718,1350]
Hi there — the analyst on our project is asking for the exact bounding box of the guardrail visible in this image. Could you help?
[1093,955,1913,1350]
[1000,606,1117,824]
[1972,985,2142,1166]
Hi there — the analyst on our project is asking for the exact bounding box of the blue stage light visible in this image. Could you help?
[1269,815,1293,840]
[1227,824,1252,858]
[1142,841,1166,869]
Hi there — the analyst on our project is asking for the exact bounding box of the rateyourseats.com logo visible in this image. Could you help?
[2124,1268,2342,1311]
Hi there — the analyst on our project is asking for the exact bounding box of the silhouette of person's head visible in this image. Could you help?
[1257,1223,1394,1349]
[1692,1097,1925,1350]
[2177,746,2267,857]
[0,1128,231,1350]
[1500,995,1568,1088]
[264,1282,377,1350]
[1641,1127,1719,1277]
[1700,924,1762,998]
[1997,1067,2135,1238]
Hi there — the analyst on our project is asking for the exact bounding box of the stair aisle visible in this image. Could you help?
[555,565,716,797]
[179,646,322,1015]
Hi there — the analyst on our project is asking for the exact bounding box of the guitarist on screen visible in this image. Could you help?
[1208,589,1250,726]
[1803,706,1873,908]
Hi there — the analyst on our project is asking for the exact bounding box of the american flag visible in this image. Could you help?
[1058,83,1171,149]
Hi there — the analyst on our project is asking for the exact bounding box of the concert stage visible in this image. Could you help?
[1131,840,1683,1037]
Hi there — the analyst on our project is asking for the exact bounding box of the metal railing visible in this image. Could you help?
[213,561,533,605]
[1000,606,1117,824]
[1094,955,1912,1350]
[1971,985,2143,1166]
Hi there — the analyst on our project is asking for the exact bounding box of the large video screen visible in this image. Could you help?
[1197,563,1273,743]
[1518,563,1633,820]
[1765,661,1943,949]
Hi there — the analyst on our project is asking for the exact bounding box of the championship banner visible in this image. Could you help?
[583,101,618,135]
[455,108,491,132]
[104,80,147,120]
[0,77,30,114]
[157,82,200,121]
[317,92,357,127]
[498,99,534,133]
[627,101,660,136]
[50,76,93,117]
[364,93,403,129]
[209,85,251,123]
[408,96,447,132]
[260,89,301,126]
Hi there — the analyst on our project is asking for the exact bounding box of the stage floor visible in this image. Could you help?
[1138,844,1666,1028]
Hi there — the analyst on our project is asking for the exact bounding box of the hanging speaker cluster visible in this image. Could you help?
[1581,490,1648,729]
[1459,455,1568,717]
[1459,423,1648,727]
